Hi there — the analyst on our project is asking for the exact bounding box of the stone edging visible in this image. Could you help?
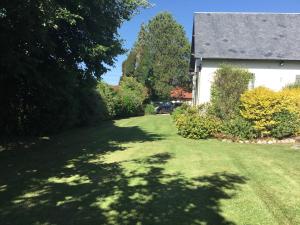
[221,138,296,144]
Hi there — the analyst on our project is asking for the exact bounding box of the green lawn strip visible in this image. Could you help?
[0,115,299,225]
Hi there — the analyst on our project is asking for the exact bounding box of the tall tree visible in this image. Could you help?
[122,12,191,100]
[122,24,149,81]
[0,0,149,135]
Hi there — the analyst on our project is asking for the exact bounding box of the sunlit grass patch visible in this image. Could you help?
[0,185,7,192]
[48,174,91,186]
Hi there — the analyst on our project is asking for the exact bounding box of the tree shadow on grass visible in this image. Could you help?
[0,121,246,225]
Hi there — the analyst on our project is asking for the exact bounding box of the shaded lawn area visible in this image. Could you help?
[0,115,300,225]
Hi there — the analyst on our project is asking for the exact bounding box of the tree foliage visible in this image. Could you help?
[122,12,191,100]
[96,82,118,119]
[0,0,148,136]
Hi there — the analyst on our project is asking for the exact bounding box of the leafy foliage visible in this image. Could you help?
[175,114,221,139]
[240,87,281,137]
[285,82,300,90]
[96,78,149,119]
[173,65,300,140]
[173,105,221,139]
[171,104,190,120]
[222,117,257,140]
[115,77,148,117]
[122,12,191,100]
[281,87,300,114]
[144,104,156,115]
[96,82,118,119]
[174,86,300,140]
[240,87,299,137]
[211,65,253,120]
[271,111,300,139]
[0,0,148,136]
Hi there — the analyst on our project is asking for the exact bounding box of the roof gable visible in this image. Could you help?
[193,12,300,61]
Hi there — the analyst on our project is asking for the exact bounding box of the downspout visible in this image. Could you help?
[192,58,202,106]
[192,72,197,106]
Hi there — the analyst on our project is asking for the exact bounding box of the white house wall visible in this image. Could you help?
[197,59,300,104]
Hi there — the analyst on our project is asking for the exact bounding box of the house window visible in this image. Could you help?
[296,75,300,84]
[249,74,255,89]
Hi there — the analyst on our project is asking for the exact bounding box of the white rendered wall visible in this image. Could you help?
[197,59,300,104]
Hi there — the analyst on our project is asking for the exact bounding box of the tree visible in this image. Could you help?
[0,0,149,135]
[122,50,137,78]
[122,24,151,85]
[122,12,191,100]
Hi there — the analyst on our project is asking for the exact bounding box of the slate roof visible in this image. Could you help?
[192,12,300,62]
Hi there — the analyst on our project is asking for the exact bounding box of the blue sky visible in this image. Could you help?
[102,0,300,85]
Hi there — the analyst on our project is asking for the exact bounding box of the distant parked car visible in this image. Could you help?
[172,101,183,108]
[155,102,174,114]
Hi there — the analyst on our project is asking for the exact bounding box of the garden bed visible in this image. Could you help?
[172,66,300,143]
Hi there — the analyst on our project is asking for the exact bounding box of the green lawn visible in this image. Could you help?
[0,115,300,225]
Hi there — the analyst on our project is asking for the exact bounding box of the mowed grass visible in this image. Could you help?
[0,115,300,225]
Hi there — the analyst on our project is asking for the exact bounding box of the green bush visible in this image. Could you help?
[171,105,188,119]
[174,113,221,139]
[211,64,253,120]
[271,111,300,139]
[144,104,156,115]
[172,105,221,139]
[96,78,149,119]
[96,82,118,119]
[76,85,108,126]
[171,104,194,120]
[285,82,300,89]
[115,77,148,117]
[222,117,257,140]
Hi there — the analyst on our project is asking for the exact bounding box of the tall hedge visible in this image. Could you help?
[116,77,148,117]
[211,65,253,120]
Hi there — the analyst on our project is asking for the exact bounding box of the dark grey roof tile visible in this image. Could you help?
[193,12,300,60]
